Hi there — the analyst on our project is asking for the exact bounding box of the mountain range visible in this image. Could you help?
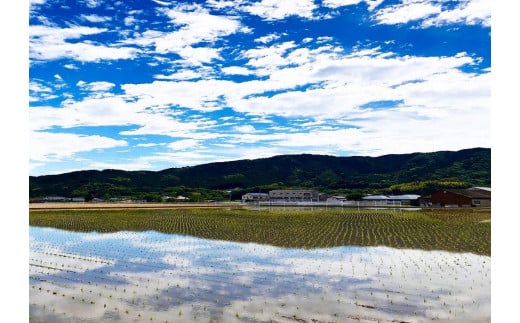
[29,147,491,201]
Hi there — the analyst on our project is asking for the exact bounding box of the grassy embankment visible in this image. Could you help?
[29,207,490,256]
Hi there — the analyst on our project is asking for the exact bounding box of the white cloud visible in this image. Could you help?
[152,0,170,6]
[244,0,317,20]
[30,25,138,62]
[175,46,222,65]
[254,33,282,44]
[143,150,225,167]
[322,0,383,11]
[121,80,236,112]
[374,0,490,27]
[374,0,442,25]
[121,4,242,65]
[241,40,298,72]
[123,16,136,26]
[81,14,112,23]
[227,46,480,116]
[29,96,200,135]
[136,142,165,147]
[29,41,487,164]
[87,159,153,171]
[207,0,247,10]
[84,0,101,8]
[76,80,115,92]
[152,5,241,63]
[221,66,254,75]
[322,0,363,8]
[29,81,58,102]
[423,0,491,27]
[168,139,200,150]
[63,63,79,69]
[153,69,202,80]
[30,131,127,162]
[233,125,256,133]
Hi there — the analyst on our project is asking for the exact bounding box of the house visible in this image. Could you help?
[42,196,68,202]
[362,194,420,206]
[431,188,491,207]
[362,195,389,204]
[326,196,347,205]
[387,194,421,206]
[268,190,319,202]
[241,193,270,203]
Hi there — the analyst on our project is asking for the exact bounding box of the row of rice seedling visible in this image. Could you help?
[30,224,490,322]
[30,207,490,255]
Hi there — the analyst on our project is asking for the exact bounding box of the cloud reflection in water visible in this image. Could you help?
[30,227,490,322]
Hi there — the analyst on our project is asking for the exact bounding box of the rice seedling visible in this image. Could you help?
[29,207,490,322]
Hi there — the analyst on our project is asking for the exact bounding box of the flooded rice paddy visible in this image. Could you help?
[30,226,490,322]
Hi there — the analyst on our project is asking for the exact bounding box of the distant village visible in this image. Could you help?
[40,187,491,208]
[241,187,491,208]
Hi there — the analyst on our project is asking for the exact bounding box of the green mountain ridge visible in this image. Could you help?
[29,147,491,201]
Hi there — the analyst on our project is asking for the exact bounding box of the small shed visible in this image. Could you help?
[418,194,432,207]
[242,193,269,203]
[386,194,421,206]
[326,196,347,205]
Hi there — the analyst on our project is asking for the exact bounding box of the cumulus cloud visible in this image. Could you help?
[30,25,138,62]
[168,139,201,150]
[87,159,154,171]
[29,81,58,102]
[28,0,490,174]
[81,14,112,23]
[121,80,236,112]
[244,0,317,20]
[84,0,101,8]
[233,125,257,133]
[254,33,282,44]
[153,69,203,80]
[323,0,384,11]
[373,0,442,25]
[132,4,243,65]
[30,131,127,162]
[221,66,254,75]
[423,0,491,27]
[374,0,490,27]
[76,80,116,92]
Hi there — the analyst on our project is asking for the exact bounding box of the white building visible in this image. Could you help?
[268,190,319,202]
[242,193,269,203]
[362,194,420,205]
[326,196,347,205]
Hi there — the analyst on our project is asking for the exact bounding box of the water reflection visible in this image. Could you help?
[30,227,490,322]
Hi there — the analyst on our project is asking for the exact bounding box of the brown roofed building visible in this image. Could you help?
[431,188,491,207]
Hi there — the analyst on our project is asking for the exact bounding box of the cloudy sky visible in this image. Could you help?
[29,0,491,176]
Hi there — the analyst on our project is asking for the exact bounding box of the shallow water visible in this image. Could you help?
[29,226,490,322]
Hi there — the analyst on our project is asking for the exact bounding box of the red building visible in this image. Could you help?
[431,188,491,207]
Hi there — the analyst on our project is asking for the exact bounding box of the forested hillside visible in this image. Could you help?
[29,148,490,201]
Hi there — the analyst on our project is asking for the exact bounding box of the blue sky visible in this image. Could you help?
[29,0,491,176]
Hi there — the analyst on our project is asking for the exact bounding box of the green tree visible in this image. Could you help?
[191,192,201,202]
